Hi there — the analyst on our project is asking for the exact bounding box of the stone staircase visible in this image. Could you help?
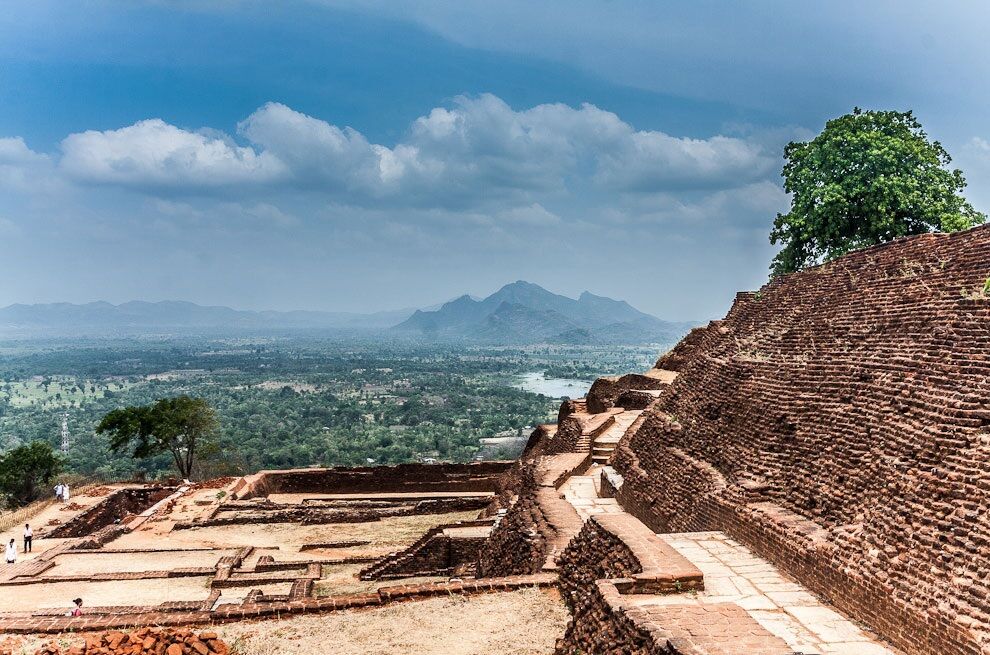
[591,409,642,464]
[568,407,624,452]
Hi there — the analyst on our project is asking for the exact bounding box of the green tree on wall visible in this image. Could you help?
[97,396,218,479]
[770,108,985,276]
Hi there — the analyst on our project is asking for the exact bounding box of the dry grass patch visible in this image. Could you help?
[314,563,446,596]
[50,550,229,575]
[219,588,567,655]
[4,589,567,655]
[113,511,480,559]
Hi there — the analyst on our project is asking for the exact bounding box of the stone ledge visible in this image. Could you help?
[592,514,704,594]
[535,453,590,488]
[605,590,797,655]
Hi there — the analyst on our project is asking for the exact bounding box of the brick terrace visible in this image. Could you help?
[0,464,528,635]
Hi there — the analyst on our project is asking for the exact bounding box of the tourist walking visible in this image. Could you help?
[5,538,16,564]
[62,483,71,502]
[54,482,64,502]
[23,523,32,553]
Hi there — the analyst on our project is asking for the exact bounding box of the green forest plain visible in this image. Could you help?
[0,335,665,479]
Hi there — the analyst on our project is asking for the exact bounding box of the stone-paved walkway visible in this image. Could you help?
[548,418,901,655]
[634,532,899,655]
[558,465,624,520]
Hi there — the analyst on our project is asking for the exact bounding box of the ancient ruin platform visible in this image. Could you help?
[652,532,897,654]
[0,463,529,637]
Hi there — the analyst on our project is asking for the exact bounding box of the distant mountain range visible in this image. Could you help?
[0,282,696,344]
[0,300,414,334]
[394,281,695,344]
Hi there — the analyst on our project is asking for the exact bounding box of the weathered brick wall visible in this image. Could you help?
[476,463,548,576]
[44,488,174,538]
[476,454,586,576]
[544,415,583,454]
[554,520,661,655]
[586,373,669,413]
[360,519,492,580]
[613,226,990,655]
[555,580,667,655]
[613,419,728,535]
[557,518,642,612]
[234,462,512,499]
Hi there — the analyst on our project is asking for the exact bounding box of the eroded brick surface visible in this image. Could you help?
[611,227,990,655]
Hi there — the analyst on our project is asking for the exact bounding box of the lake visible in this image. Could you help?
[512,371,593,399]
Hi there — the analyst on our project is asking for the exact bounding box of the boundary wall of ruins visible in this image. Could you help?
[610,226,990,655]
[553,515,795,655]
[476,454,587,576]
[231,462,512,499]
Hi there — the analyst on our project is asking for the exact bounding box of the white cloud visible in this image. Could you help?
[237,102,421,194]
[0,137,47,165]
[607,181,789,227]
[44,94,773,209]
[0,137,53,192]
[60,119,285,188]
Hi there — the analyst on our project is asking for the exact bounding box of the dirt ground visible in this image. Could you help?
[12,588,568,655]
[0,485,126,563]
[313,563,446,596]
[1,576,214,613]
[112,511,480,560]
[48,550,230,575]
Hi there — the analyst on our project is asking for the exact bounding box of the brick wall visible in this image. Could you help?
[44,488,174,538]
[586,373,669,413]
[233,462,512,499]
[476,463,548,576]
[476,455,586,577]
[611,226,990,655]
[359,519,492,580]
[553,516,786,655]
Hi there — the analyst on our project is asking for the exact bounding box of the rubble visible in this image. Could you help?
[33,629,229,655]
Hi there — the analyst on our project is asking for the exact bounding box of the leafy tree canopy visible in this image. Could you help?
[0,441,64,507]
[96,396,218,479]
[770,108,985,276]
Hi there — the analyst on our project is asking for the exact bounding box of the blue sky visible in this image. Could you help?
[2,0,989,320]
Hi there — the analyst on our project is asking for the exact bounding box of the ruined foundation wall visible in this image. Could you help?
[476,463,548,576]
[45,488,174,538]
[586,374,668,414]
[476,454,587,577]
[613,226,990,655]
[233,462,512,499]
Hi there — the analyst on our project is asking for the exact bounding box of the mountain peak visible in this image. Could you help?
[394,281,694,344]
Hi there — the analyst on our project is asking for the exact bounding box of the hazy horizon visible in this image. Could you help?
[3,1,989,320]
[0,279,706,322]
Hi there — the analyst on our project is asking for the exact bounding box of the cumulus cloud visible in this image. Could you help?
[0,136,53,191]
[46,94,773,208]
[60,119,285,189]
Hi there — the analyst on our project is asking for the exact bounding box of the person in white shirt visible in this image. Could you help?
[5,538,16,564]
[54,483,64,502]
[62,484,70,502]
[23,523,33,553]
